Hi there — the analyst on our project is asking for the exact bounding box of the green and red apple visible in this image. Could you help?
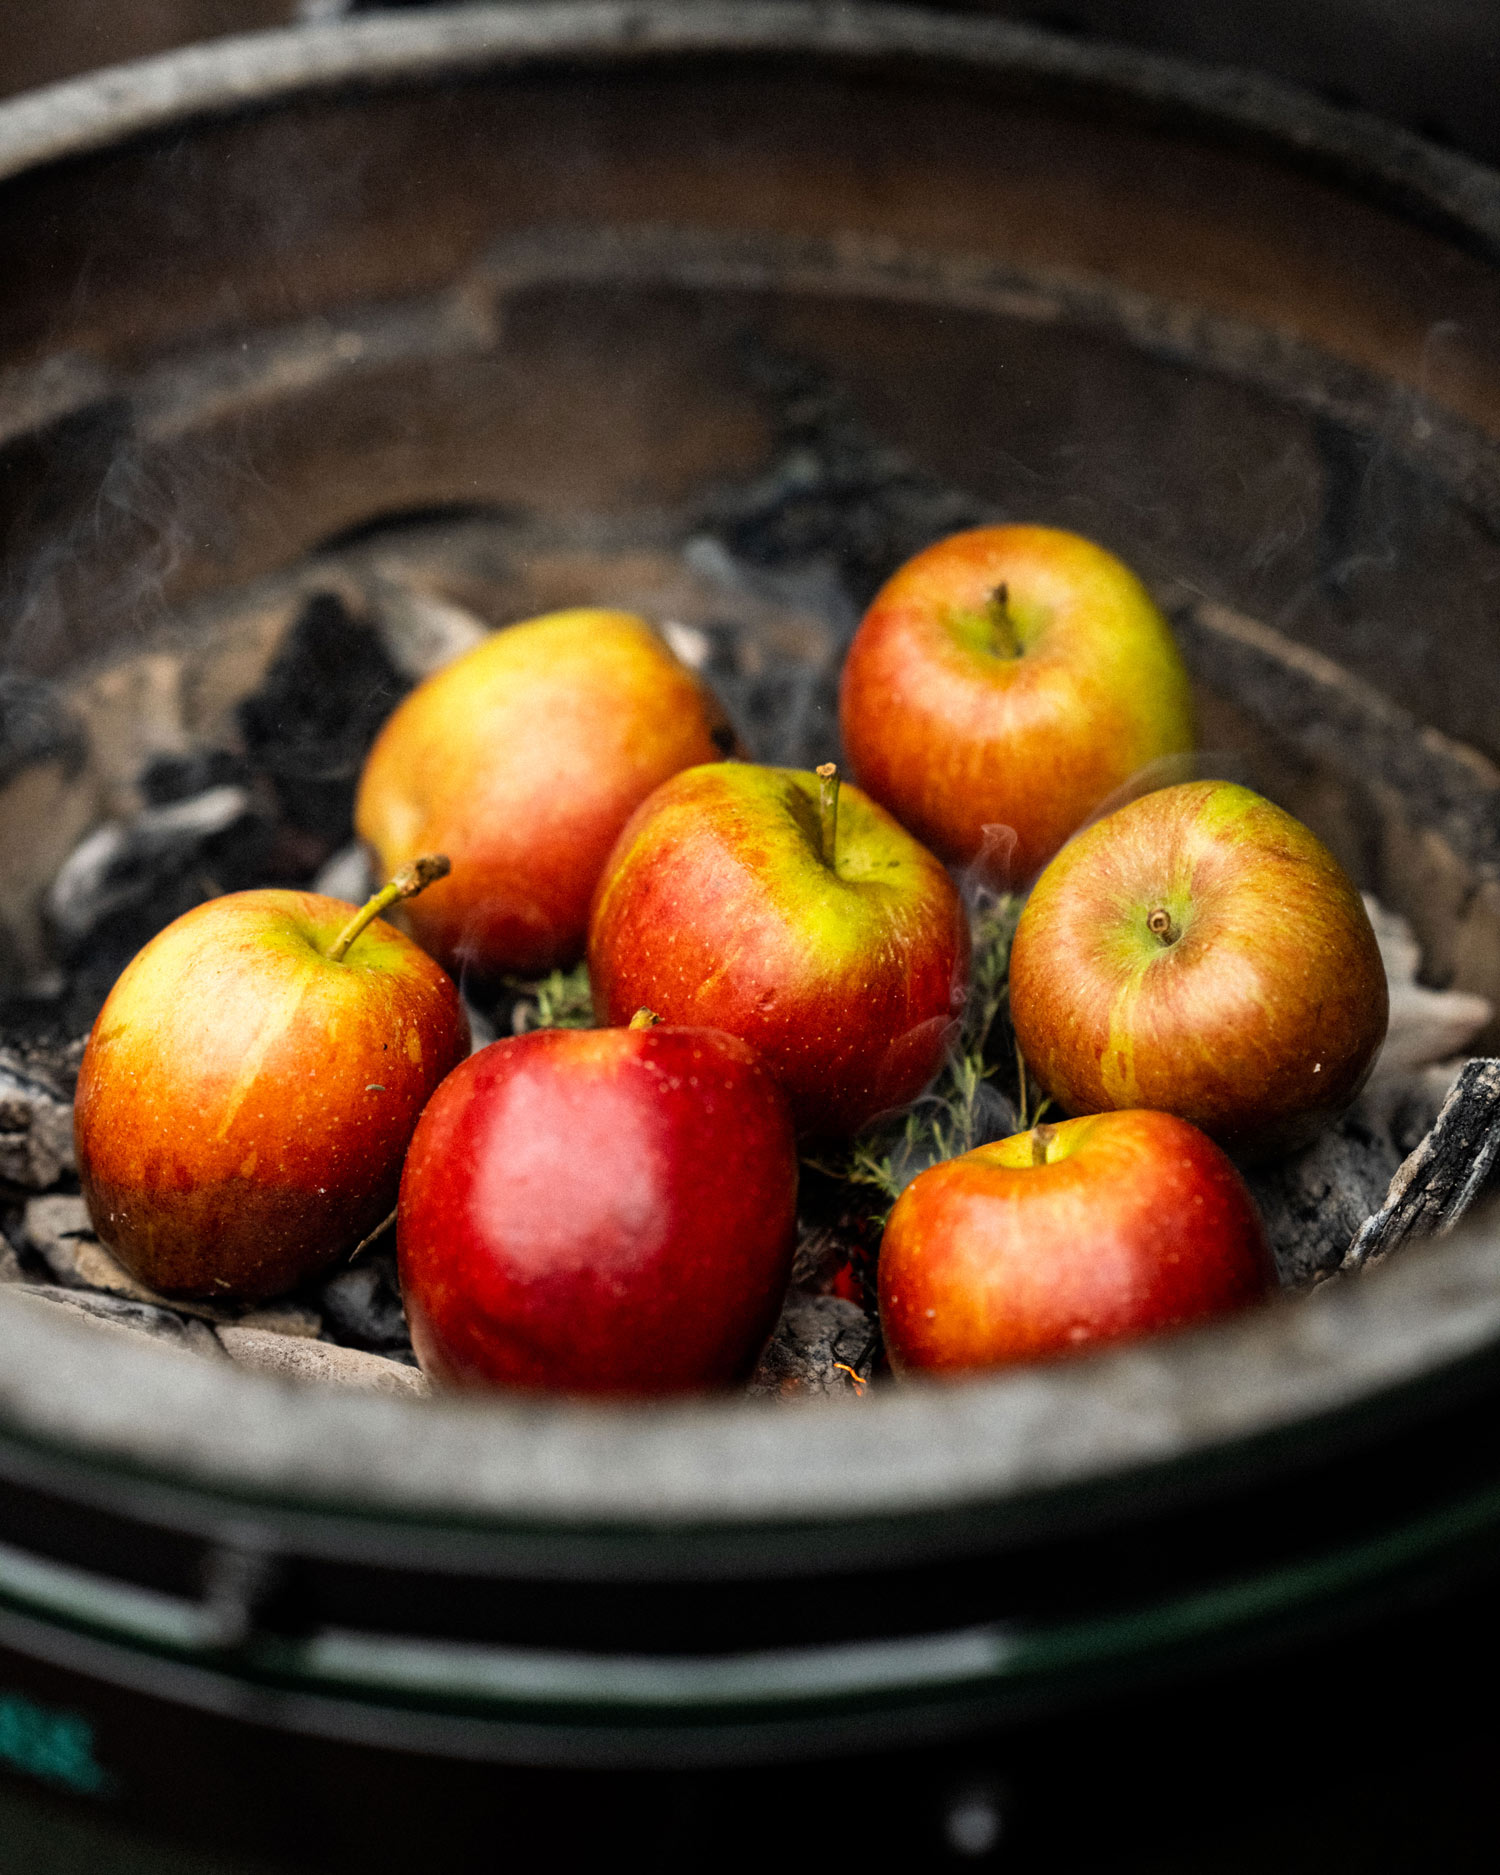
[840,525,1194,881]
[75,861,467,1299]
[1008,781,1388,1156]
[587,763,969,1137]
[356,607,735,982]
[398,1016,798,1394]
[880,1108,1275,1374]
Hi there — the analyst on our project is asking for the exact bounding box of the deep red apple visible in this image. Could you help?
[397,1017,798,1393]
[356,607,735,982]
[1008,780,1389,1156]
[587,762,970,1137]
[840,525,1195,881]
[75,859,468,1299]
[880,1109,1275,1374]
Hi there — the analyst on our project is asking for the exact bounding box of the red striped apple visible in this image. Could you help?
[356,608,735,982]
[398,1016,798,1394]
[840,525,1194,881]
[1008,781,1388,1156]
[587,763,969,1137]
[75,859,467,1299]
[880,1109,1275,1374]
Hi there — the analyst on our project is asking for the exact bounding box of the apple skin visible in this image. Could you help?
[839,525,1194,881]
[880,1109,1276,1374]
[355,609,734,982]
[1008,781,1389,1157]
[398,1023,798,1394]
[74,890,468,1300]
[587,763,970,1138]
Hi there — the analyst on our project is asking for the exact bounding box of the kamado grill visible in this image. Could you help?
[3,5,1500,1867]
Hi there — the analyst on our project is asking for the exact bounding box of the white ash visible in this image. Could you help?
[8,1284,223,1357]
[0,1052,75,1188]
[1363,894,1493,1080]
[312,841,377,905]
[215,1325,429,1396]
[364,577,488,681]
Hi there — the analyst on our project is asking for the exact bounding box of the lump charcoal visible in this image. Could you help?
[45,784,265,956]
[1244,1101,1403,1290]
[318,1253,412,1354]
[1346,1059,1500,1269]
[237,590,410,846]
[216,1324,429,1395]
[749,1292,878,1399]
[0,1052,75,1188]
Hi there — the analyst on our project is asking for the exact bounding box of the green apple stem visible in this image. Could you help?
[326,854,451,963]
[989,583,1022,659]
[1147,906,1181,946]
[628,1008,662,1030]
[816,762,841,873]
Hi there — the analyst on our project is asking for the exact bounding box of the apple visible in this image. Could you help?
[587,762,970,1137]
[356,608,736,982]
[398,1015,798,1393]
[880,1108,1276,1374]
[839,525,1195,881]
[1008,781,1389,1157]
[75,858,467,1299]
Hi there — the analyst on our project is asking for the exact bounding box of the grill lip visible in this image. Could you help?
[0,2,1498,1541]
[0,0,1497,259]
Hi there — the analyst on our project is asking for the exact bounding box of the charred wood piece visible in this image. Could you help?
[1346,1059,1500,1268]
[0,1049,76,1188]
[750,1292,878,1399]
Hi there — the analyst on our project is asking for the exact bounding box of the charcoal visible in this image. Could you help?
[749,1292,878,1399]
[45,784,265,956]
[138,746,250,807]
[0,675,88,788]
[1245,1102,1403,1290]
[7,1284,222,1356]
[710,344,987,610]
[317,1252,412,1353]
[237,590,410,846]
[215,1325,429,1395]
[1347,1059,1500,1268]
[0,1051,75,1189]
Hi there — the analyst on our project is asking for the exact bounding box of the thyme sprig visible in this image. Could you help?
[508,958,595,1032]
[804,891,1040,1214]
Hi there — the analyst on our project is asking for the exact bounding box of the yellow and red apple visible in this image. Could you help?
[880,1108,1275,1374]
[588,763,969,1137]
[356,608,735,982]
[75,869,467,1299]
[1008,781,1388,1156]
[840,525,1194,881]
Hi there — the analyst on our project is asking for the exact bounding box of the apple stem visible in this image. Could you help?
[1030,1122,1058,1166]
[1147,906,1180,946]
[816,762,841,872]
[989,583,1022,658]
[325,854,451,963]
[628,1008,662,1030]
